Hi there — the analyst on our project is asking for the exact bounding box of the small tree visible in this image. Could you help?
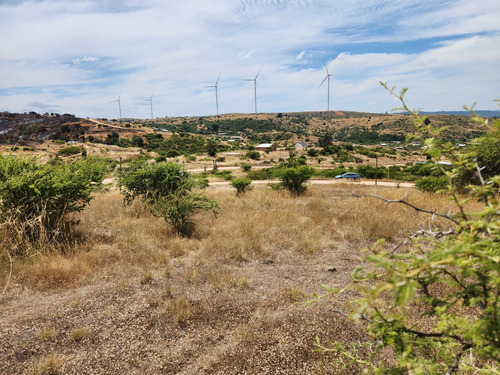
[119,161,219,236]
[277,165,315,196]
[246,150,260,160]
[231,177,253,196]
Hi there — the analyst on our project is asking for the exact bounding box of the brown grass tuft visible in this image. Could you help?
[25,354,61,375]
[68,327,88,342]
[163,296,194,324]
[36,326,56,342]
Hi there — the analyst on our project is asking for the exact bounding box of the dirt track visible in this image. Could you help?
[103,177,414,189]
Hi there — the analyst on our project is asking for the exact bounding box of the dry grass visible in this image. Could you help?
[68,327,88,342]
[162,296,195,324]
[36,326,56,342]
[25,354,60,375]
[0,184,472,374]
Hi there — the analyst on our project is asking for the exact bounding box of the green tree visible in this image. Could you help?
[231,177,253,196]
[309,86,500,373]
[131,135,144,148]
[206,142,218,158]
[105,131,120,145]
[318,130,333,148]
[277,165,315,196]
[246,150,260,160]
[119,161,219,236]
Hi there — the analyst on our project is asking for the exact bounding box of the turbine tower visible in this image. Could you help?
[242,68,261,113]
[111,93,122,121]
[318,65,334,111]
[206,73,220,115]
[145,93,154,119]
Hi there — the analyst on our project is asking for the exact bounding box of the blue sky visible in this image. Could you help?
[1,0,499,119]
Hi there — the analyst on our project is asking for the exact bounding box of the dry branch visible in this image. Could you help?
[351,192,460,225]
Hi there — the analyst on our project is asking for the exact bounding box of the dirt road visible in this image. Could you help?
[209,179,414,189]
[103,177,413,189]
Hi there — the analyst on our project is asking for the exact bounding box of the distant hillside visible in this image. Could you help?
[411,110,500,117]
[0,110,488,148]
[0,112,149,146]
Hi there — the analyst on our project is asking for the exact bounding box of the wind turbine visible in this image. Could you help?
[318,65,334,111]
[145,92,154,119]
[111,93,122,122]
[241,68,261,113]
[206,73,220,115]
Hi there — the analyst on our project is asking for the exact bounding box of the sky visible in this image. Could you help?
[1,0,499,119]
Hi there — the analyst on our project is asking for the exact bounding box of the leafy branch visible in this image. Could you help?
[309,85,500,373]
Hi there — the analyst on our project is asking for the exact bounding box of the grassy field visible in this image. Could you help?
[0,183,467,374]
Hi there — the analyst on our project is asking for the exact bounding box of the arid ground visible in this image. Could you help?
[0,183,458,374]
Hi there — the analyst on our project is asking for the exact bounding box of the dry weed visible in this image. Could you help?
[36,326,56,342]
[68,327,88,342]
[283,286,307,303]
[25,354,60,375]
[140,271,154,285]
[207,264,232,290]
[24,254,91,290]
[163,296,194,324]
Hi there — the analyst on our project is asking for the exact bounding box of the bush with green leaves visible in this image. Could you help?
[241,163,252,171]
[309,85,500,373]
[57,146,84,156]
[453,134,500,192]
[276,165,315,195]
[415,175,448,192]
[0,155,108,252]
[119,161,219,236]
[246,150,261,160]
[231,177,253,196]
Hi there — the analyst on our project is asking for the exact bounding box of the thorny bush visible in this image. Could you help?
[0,155,108,255]
[309,85,500,374]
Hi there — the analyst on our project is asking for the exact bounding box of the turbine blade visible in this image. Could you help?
[215,72,221,86]
[255,67,262,80]
[317,75,328,89]
[325,65,330,75]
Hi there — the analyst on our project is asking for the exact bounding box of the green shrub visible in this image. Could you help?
[247,168,275,180]
[241,163,252,171]
[415,175,448,192]
[315,167,348,178]
[231,177,253,195]
[246,150,260,160]
[356,164,387,179]
[0,155,107,252]
[453,134,500,192]
[57,146,83,156]
[211,170,233,181]
[276,165,315,196]
[119,161,219,236]
[307,148,318,157]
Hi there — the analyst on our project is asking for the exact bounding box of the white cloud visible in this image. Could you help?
[0,0,499,118]
[238,49,258,59]
[72,56,101,65]
[296,51,306,60]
